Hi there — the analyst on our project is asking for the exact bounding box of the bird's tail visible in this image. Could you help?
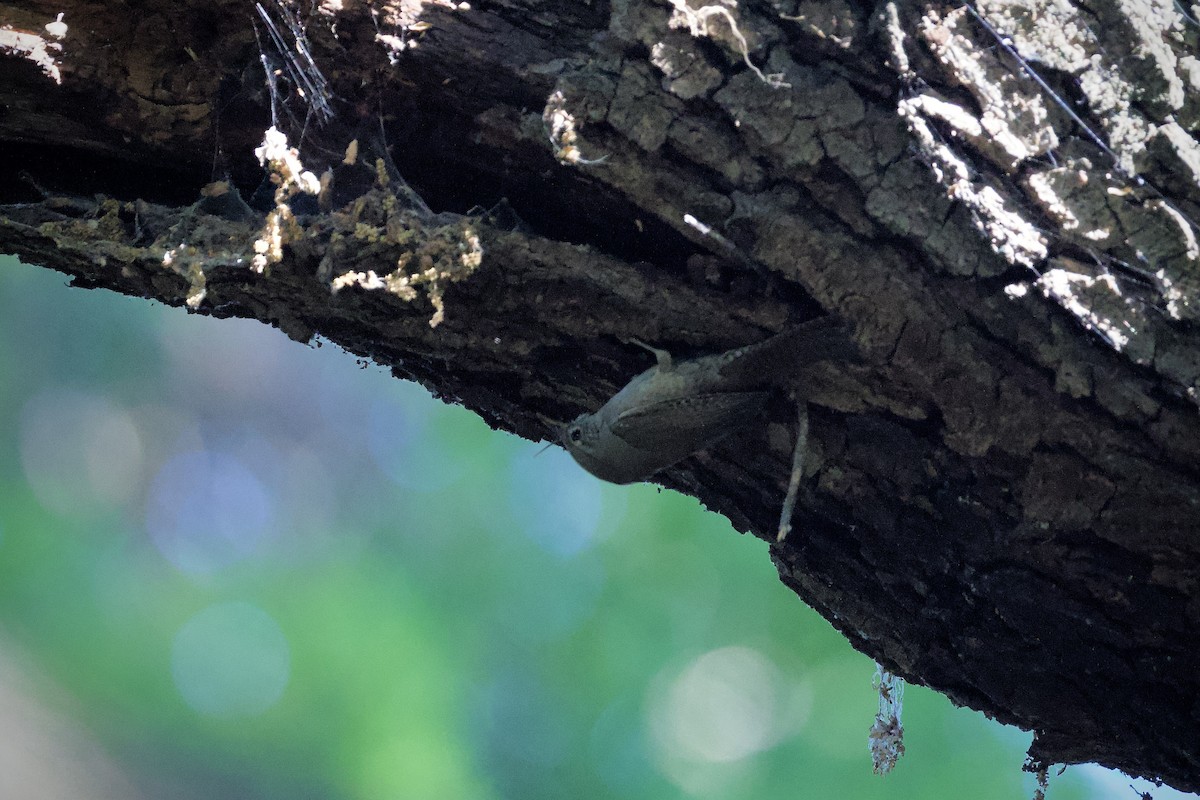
[719,315,859,386]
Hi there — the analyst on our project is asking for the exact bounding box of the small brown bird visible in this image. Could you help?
[561,317,855,484]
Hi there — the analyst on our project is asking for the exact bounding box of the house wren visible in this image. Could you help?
[561,316,854,484]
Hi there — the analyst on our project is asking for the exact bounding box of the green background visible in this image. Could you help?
[0,254,1185,799]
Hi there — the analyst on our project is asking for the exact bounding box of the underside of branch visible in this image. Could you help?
[2,0,1199,789]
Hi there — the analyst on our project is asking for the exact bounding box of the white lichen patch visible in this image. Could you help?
[543,90,608,165]
[1036,260,1156,361]
[373,0,469,60]
[897,95,1048,269]
[255,126,322,197]
[27,191,263,314]
[1076,63,1149,171]
[253,209,286,274]
[1038,268,1127,348]
[1155,266,1191,322]
[973,0,1169,173]
[885,8,1069,272]
[1023,160,1123,245]
[1025,172,1081,232]
[332,217,484,328]
[650,40,723,100]
[918,8,1057,170]
[0,23,63,84]
[252,126,320,274]
[161,245,209,309]
[44,13,67,39]
[974,0,1095,71]
[1154,122,1200,186]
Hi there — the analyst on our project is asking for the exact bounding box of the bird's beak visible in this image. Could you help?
[555,420,572,446]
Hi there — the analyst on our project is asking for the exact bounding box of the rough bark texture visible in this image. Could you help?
[2,0,1200,790]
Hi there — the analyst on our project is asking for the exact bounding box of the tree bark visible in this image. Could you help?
[2,0,1199,790]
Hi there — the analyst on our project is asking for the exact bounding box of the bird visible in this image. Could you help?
[561,316,855,484]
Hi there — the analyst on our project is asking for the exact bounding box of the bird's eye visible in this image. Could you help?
[568,426,583,443]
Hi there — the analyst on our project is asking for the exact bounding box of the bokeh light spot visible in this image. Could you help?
[171,602,290,718]
[650,647,780,766]
[19,390,145,515]
[146,450,274,576]
[646,646,815,795]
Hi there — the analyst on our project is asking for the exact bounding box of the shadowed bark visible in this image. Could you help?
[2,0,1199,790]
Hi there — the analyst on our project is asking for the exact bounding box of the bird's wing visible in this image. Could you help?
[610,392,768,455]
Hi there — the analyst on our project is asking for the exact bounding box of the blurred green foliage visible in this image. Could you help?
[0,255,1166,800]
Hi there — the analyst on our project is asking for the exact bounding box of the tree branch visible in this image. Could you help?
[2,0,1199,789]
